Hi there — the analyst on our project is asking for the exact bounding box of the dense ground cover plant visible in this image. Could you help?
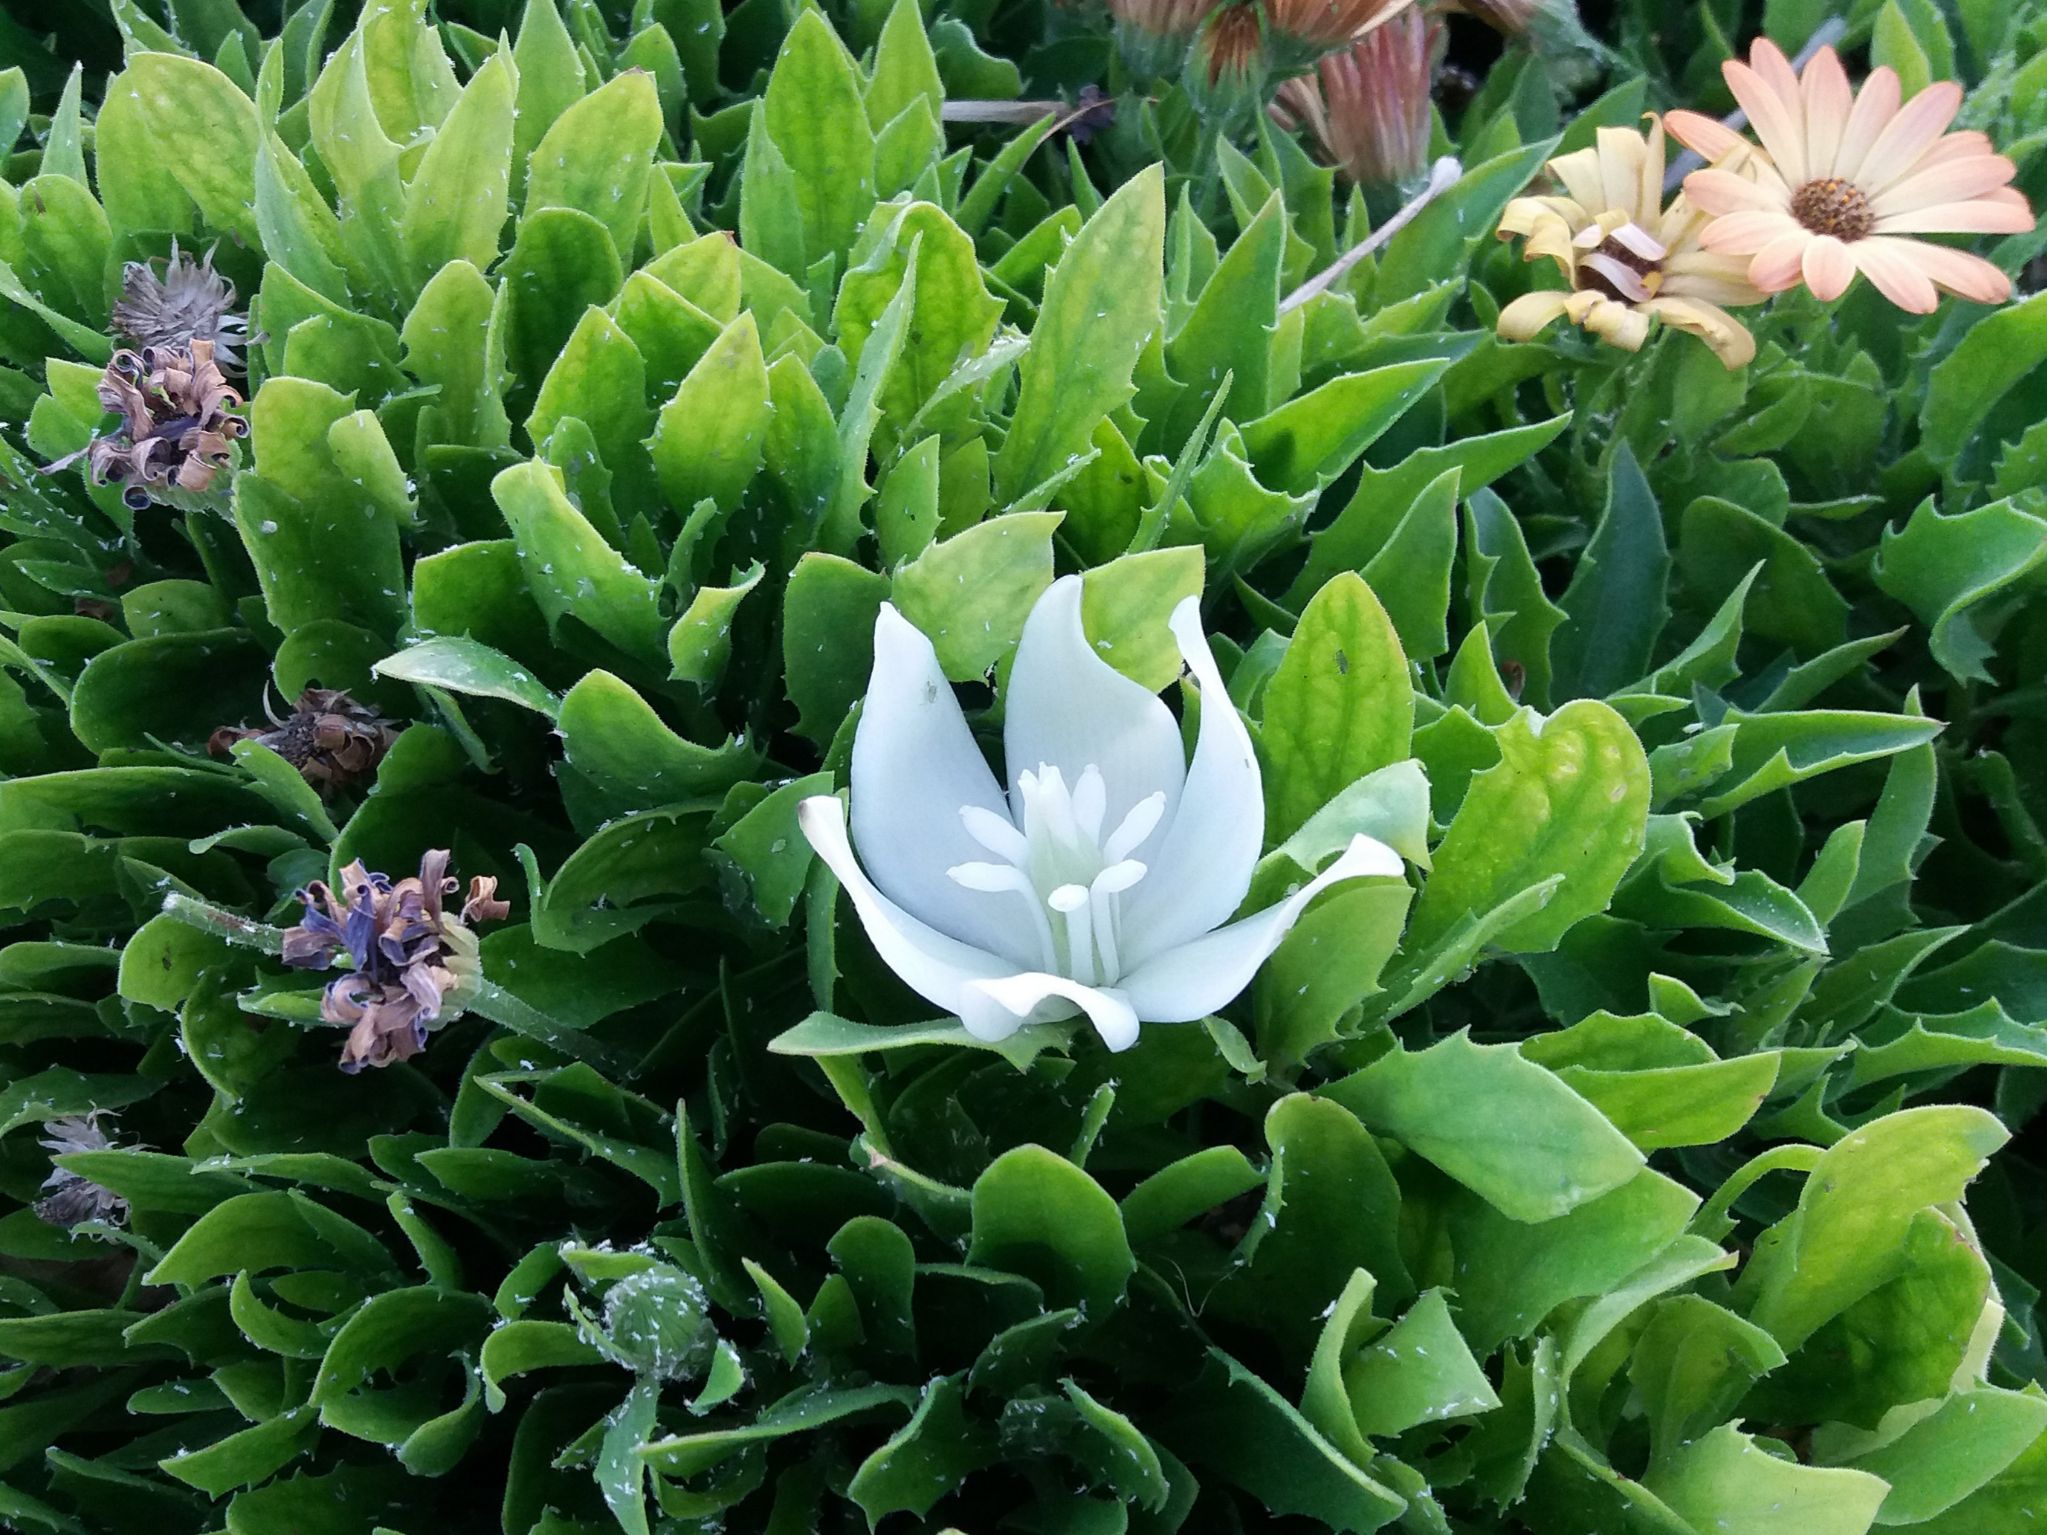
[0,0,2042,1531]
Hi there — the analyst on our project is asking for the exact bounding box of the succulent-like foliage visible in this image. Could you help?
[0,1,2042,1533]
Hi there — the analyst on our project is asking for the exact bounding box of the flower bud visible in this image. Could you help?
[1271,8,1442,187]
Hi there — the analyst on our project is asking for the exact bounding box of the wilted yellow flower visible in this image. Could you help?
[1266,0,1417,51]
[1495,117,1763,368]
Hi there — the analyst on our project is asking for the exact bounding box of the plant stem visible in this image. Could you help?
[1279,155,1463,315]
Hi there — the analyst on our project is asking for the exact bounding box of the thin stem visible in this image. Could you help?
[1279,155,1463,315]
[466,978,621,1074]
[1663,17,1851,191]
[161,891,286,955]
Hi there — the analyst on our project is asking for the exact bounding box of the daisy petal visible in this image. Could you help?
[1801,47,1853,180]
[1847,238,1939,313]
[1645,296,1756,368]
[853,605,1033,959]
[959,972,1140,1050]
[799,797,1015,1017]
[1725,57,1808,184]
[1833,66,1901,184]
[1698,208,1801,255]
[1801,234,1857,301]
[1881,241,2013,304]
[1875,195,2037,236]
[1858,80,1964,191]
[1685,168,1786,216]
[1497,290,1574,340]
[1664,109,1749,162]
[1749,231,1812,292]
[1871,154,2018,218]
[1004,574,1187,838]
[1117,836,1403,1024]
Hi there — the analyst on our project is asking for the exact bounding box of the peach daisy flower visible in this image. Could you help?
[1667,40,2036,312]
[1494,117,1764,368]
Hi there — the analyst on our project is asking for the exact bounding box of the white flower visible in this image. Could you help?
[797,575,1404,1052]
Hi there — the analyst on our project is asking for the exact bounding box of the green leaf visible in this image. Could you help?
[524,307,653,488]
[374,636,560,717]
[493,459,665,664]
[1554,443,1669,699]
[1240,360,1446,497]
[1262,573,1414,843]
[235,380,408,640]
[762,10,877,267]
[557,671,757,804]
[966,1144,1134,1311]
[769,1011,1068,1071]
[1740,1105,2008,1350]
[401,51,514,289]
[525,69,663,264]
[846,1375,995,1523]
[1831,1387,2047,1524]
[995,165,1164,502]
[1164,1349,1405,1533]
[401,260,512,448]
[1325,1031,1642,1222]
[1874,496,2047,682]
[104,54,261,246]
[669,561,763,688]
[652,313,772,516]
[783,553,890,743]
[1647,1426,1888,1535]
[1345,1288,1500,1438]
[1410,701,1649,954]
[891,512,1061,680]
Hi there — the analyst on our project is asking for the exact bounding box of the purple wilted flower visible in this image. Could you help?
[282,851,510,1072]
[35,1114,129,1230]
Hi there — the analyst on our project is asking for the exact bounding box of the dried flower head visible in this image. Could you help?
[1266,0,1417,51]
[35,1114,129,1230]
[112,241,250,374]
[1271,9,1444,187]
[40,341,247,510]
[1494,117,1764,368]
[1668,41,2036,312]
[210,688,401,798]
[283,851,510,1072]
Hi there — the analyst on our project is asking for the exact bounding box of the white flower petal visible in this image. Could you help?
[1003,575,1187,834]
[851,604,1029,961]
[960,971,1142,1052]
[1118,596,1267,963]
[799,797,1017,1015]
[1118,836,1405,1024]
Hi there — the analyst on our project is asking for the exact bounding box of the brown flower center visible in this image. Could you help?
[1576,234,1660,302]
[1792,177,1875,241]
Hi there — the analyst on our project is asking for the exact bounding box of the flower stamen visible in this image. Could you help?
[1791,176,1875,240]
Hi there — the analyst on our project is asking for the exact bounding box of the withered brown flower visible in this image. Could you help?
[283,851,510,1073]
[113,241,251,374]
[1266,0,1417,50]
[35,1114,129,1230]
[1271,8,1444,186]
[210,687,401,798]
[41,340,247,511]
